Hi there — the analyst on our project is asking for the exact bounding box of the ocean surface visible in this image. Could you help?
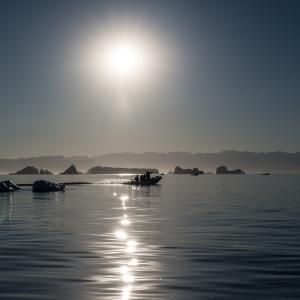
[0,174,300,300]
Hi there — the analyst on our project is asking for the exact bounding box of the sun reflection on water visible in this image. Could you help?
[128,258,138,266]
[120,214,131,226]
[113,192,138,300]
[85,183,161,299]
[122,284,132,300]
[125,240,137,253]
[120,265,134,283]
[120,195,129,202]
[115,230,128,240]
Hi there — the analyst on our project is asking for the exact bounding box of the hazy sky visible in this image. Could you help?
[0,0,299,157]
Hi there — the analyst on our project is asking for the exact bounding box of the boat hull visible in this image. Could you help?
[123,176,162,186]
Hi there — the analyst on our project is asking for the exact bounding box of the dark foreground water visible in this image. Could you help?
[0,174,300,300]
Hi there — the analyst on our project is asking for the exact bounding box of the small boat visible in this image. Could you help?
[123,175,162,186]
[32,180,65,192]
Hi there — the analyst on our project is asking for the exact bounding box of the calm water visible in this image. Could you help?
[0,174,300,300]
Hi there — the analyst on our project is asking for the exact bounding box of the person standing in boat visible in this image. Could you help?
[146,171,151,180]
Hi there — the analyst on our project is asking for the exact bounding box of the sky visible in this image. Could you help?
[0,0,299,158]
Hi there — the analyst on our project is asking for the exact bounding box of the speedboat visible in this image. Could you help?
[124,175,162,186]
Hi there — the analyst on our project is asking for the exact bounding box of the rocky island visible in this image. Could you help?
[39,169,53,175]
[12,166,39,175]
[216,165,245,174]
[174,166,204,175]
[11,166,54,175]
[87,166,159,174]
[60,164,80,175]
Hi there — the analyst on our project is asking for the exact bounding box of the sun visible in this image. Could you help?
[82,32,160,86]
[103,41,144,80]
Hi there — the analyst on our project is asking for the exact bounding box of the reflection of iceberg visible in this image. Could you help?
[0,192,17,221]
[32,190,65,201]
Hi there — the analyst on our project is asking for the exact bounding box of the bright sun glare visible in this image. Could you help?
[103,41,144,80]
[83,30,162,86]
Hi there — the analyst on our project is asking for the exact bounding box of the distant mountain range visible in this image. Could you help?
[0,151,299,174]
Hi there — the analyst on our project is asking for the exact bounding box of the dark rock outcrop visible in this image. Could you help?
[60,164,80,175]
[0,180,20,192]
[174,166,204,175]
[87,166,159,174]
[13,166,39,175]
[216,165,245,174]
[32,180,65,192]
[192,168,205,175]
[40,169,53,175]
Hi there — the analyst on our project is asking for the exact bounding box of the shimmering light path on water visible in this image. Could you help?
[0,174,300,299]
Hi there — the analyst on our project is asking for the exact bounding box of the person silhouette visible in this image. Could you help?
[146,171,151,180]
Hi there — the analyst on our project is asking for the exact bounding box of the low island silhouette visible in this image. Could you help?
[10,164,249,176]
[216,165,245,174]
[0,151,298,174]
[11,166,53,175]
[174,166,205,175]
[87,166,159,175]
[11,164,160,175]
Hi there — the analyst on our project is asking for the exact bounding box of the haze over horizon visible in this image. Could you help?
[1,0,299,157]
[1,149,300,161]
[0,151,300,174]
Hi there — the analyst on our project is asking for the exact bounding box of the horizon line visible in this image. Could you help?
[0,149,300,160]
